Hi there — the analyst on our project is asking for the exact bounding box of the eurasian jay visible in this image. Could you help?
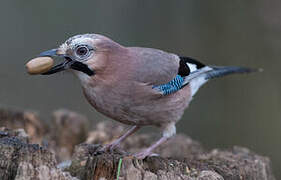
[38,34,256,159]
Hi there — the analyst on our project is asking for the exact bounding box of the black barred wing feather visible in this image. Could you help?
[152,56,256,96]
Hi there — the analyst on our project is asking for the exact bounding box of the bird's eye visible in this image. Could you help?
[75,45,90,58]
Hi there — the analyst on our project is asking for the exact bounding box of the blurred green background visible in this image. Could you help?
[0,0,280,178]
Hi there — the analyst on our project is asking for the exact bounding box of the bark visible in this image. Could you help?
[67,141,275,180]
[0,127,77,180]
[0,108,47,143]
[49,109,90,161]
[0,108,276,180]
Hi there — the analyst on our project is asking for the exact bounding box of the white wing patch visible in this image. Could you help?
[186,63,198,73]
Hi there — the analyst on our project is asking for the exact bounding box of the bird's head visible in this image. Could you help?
[39,34,123,77]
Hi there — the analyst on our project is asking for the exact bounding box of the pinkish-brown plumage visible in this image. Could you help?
[38,33,256,159]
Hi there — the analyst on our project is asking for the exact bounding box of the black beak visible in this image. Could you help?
[39,49,58,57]
[39,49,67,75]
[38,49,95,76]
[41,61,69,75]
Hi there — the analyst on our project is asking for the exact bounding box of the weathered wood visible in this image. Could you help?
[0,108,47,143]
[66,141,275,180]
[66,120,275,179]
[0,128,77,180]
[0,108,90,162]
[0,108,276,180]
[49,109,90,161]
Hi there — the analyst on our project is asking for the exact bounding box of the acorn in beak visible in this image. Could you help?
[39,49,95,76]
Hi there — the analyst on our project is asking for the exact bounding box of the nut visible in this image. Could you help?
[26,57,54,75]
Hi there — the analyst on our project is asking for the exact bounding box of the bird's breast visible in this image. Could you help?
[81,82,141,125]
[81,79,193,126]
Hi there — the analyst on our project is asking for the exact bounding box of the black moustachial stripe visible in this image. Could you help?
[70,61,95,76]
[178,56,205,76]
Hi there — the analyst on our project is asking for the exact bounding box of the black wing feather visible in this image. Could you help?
[178,56,206,76]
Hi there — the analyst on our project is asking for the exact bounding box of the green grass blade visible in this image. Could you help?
[116,158,123,180]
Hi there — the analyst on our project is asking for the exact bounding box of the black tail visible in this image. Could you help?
[205,66,261,80]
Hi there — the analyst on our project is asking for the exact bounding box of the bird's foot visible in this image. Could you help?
[101,143,120,152]
[95,142,126,155]
[133,151,159,159]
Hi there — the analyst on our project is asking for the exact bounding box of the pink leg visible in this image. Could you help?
[102,125,140,152]
[133,123,176,159]
[133,136,168,159]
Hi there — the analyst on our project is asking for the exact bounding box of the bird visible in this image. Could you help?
[37,33,257,159]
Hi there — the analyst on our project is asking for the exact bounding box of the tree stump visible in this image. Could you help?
[66,142,275,180]
[0,108,276,180]
[0,127,77,180]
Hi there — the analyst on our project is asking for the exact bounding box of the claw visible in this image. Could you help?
[133,151,154,159]
[101,143,120,153]
[94,143,126,156]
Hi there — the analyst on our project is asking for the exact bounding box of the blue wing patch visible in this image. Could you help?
[152,75,185,95]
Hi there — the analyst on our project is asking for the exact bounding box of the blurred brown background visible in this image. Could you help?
[0,0,280,178]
